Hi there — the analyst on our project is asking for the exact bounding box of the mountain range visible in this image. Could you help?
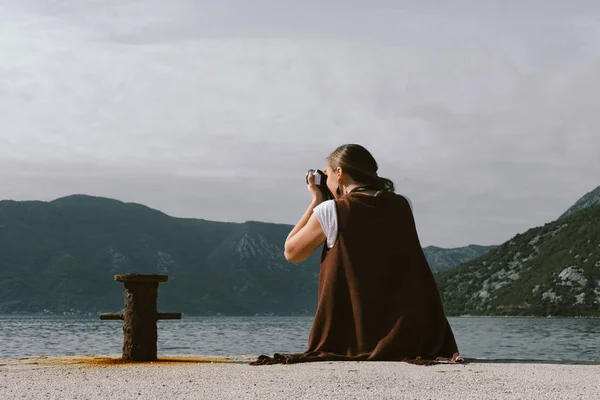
[423,245,496,273]
[1,186,597,316]
[0,194,490,315]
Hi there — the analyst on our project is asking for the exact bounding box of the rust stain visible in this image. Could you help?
[34,356,232,367]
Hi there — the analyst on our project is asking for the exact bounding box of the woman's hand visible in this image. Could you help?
[306,171,324,203]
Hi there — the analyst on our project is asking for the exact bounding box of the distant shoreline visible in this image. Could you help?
[1,313,599,318]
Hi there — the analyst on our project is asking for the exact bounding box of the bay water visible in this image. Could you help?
[0,316,598,362]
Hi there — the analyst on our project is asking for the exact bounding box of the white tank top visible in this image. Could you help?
[313,194,413,248]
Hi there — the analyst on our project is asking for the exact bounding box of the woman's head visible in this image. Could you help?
[324,144,395,197]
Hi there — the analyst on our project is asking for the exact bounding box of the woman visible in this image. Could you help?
[251,144,461,365]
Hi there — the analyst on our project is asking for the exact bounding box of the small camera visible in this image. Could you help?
[306,169,327,186]
[305,169,333,200]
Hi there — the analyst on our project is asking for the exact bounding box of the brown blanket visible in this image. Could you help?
[251,192,461,366]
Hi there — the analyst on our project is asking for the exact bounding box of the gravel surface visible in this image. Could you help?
[1,356,598,399]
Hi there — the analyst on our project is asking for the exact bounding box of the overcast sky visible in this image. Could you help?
[1,0,599,247]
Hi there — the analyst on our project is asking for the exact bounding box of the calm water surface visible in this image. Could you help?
[0,316,598,362]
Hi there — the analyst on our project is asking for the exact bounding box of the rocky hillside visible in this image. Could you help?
[436,203,600,317]
[423,245,496,273]
[0,195,487,315]
[560,186,600,219]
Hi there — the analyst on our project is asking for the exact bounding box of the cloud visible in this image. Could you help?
[1,0,599,247]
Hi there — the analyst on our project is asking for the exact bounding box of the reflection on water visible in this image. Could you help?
[0,316,598,362]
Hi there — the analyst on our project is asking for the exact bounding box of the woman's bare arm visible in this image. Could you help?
[284,201,326,263]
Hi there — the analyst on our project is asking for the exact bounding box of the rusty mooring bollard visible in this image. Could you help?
[100,274,181,361]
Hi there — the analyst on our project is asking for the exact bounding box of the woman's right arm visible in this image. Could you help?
[284,212,326,263]
[284,171,328,263]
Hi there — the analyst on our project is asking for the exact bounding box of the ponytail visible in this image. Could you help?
[342,167,395,193]
[374,176,395,192]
